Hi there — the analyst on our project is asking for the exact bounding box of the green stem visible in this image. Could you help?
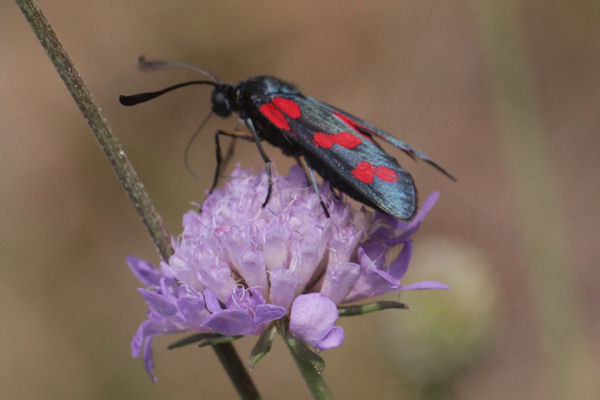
[14,1,260,398]
[213,344,261,400]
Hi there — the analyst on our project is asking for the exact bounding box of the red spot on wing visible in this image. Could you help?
[375,166,398,182]
[272,97,301,119]
[313,131,362,149]
[335,132,362,148]
[352,161,375,183]
[259,103,290,130]
[352,162,399,184]
[313,132,334,148]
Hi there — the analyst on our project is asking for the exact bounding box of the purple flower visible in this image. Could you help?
[128,165,447,380]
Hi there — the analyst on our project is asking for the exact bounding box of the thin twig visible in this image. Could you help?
[15,0,171,260]
[14,1,260,398]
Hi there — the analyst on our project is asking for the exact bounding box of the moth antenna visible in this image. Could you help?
[119,80,216,106]
[184,110,214,178]
[137,55,222,84]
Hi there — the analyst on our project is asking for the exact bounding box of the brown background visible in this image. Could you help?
[2,1,598,399]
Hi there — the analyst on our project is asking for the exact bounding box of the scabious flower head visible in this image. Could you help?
[128,164,447,380]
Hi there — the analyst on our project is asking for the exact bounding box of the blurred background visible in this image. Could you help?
[2,1,598,399]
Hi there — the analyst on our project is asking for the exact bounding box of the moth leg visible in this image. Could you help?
[211,129,254,193]
[245,119,274,208]
[221,136,238,173]
[295,157,330,218]
[307,165,331,218]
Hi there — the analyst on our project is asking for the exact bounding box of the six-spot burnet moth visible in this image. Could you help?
[120,57,455,220]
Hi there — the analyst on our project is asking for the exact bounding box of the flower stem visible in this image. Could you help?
[213,344,261,400]
[14,0,260,398]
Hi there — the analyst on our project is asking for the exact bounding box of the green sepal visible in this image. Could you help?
[167,333,242,350]
[168,333,224,349]
[338,300,410,317]
[249,324,277,369]
[198,335,243,347]
[285,332,325,374]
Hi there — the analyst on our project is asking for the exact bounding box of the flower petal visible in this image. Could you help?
[288,239,325,292]
[203,289,222,314]
[202,309,257,336]
[127,256,161,286]
[316,326,345,350]
[263,229,289,270]
[387,240,413,281]
[254,303,287,325]
[224,288,258,317]
[197,260,236,301]
[396,192,439,240]
[269,267,301,309]
[176,295,208,326]
[138,289,178,317]
[159,277,180,301]
[131,318,184,381]
[238,251,269,298]
[287,164,309,185]
[290,293,342,350]
[319,262,361,304]
[131,322,145,358]
[343,247,399,302]
[143,336,157,382]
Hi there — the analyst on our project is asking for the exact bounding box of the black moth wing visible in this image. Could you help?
[316,99,456,181]
[253,92,418,220]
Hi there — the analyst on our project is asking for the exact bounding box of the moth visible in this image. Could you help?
[120,57,454,219]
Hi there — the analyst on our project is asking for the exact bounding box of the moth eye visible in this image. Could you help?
[212,92,225,105]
